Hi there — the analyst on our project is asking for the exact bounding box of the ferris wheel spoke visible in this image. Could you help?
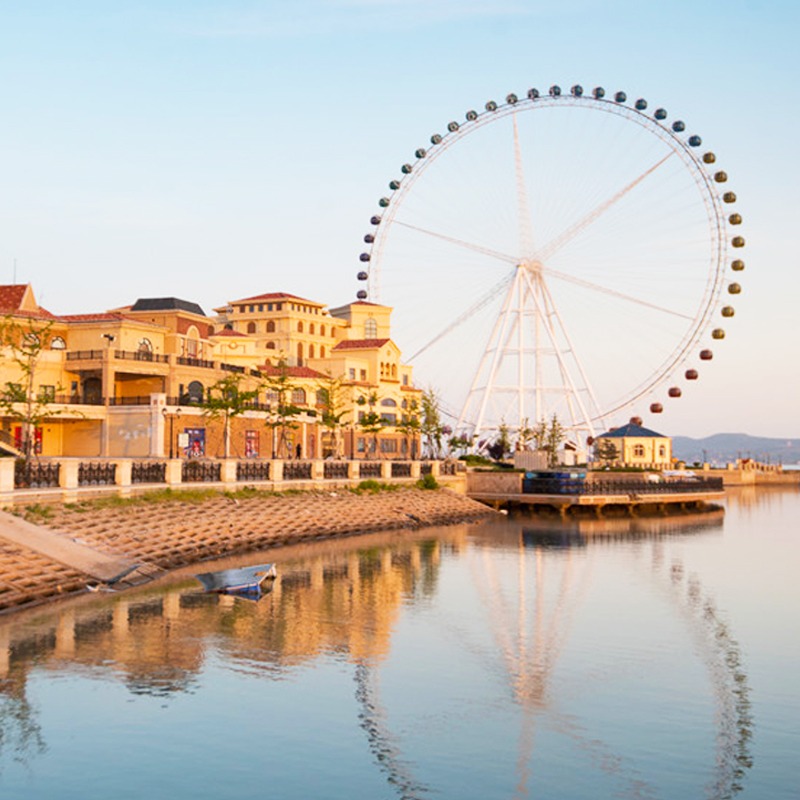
[408,272,514,362]
[533,151,675,263]
[541,265,694,321]
[393,220,519,265]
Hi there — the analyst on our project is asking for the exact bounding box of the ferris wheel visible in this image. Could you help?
[355,84,744,446]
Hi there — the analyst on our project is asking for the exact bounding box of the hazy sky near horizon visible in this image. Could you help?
[0,1,797,439]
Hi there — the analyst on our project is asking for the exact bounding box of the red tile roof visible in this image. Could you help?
[211,328,248,337]
[332,338,390,351]
[260,363,326,379]
[58,312,137,323]
[229,292,324,307]
[0,285,28,312]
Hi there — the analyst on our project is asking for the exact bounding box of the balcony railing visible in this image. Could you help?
[114,349,169,364]
[177,356,215,369]
[66,349,104,360]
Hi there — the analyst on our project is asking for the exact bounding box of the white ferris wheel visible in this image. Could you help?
[355,84,744,448]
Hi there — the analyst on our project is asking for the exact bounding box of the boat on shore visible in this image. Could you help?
[195,563,277,596]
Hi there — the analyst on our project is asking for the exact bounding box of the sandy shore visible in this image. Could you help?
[0,488,497,614]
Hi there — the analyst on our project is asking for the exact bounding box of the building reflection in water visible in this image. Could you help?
[0,510,753,798]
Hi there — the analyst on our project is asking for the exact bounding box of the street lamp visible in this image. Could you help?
[162,407,182,458]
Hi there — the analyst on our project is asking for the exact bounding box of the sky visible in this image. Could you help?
[0,0,797,439]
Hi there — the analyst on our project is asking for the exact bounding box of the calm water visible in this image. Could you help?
[0,488,797,799]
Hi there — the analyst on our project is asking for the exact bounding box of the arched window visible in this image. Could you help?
[292,388,306,405]
[186,325,200,357]
[138,338,153,353]
[298,321,304,333]
[320,345,325,357]
[297,342,303,366]
[50,336,66,350]
[266,341,276,350]
[186,381,204,404]
[266,320,276,333]
[321,325,326,336]
[364,318,377,338]
[310,323,315,335]
[658,445,666,457]
[391,364,397,378]
[381,398,397,407]
[247,321,257,334]
[308,344,315,358]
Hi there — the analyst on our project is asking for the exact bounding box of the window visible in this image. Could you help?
[360,369,366,381]
[238,306,245,313]
[402,374,408,386]
[266,341,276,350]
[357,437,366,453]
[633,444,645,457]
[381,398,397,407]
[186,381,204,404]
[659,445,666,457]
[381,413,397,424]
[391,365,397,378]
[321,325,326,336]
[50,336,66,350]
[309,344,315,358]
[310,323,315,335]
[297,343,303,366]
[258,304,264,312]
[267,303,273,311]
[276,303,282,311]
[38,385,56,402]
[349,368,356,380]
[245,430,259,458]
[380,438,398,453]
[138,338,153,353]
[364,318,377,338]
[320,346,326,357]
[292,388,306,405]
[247,321,257,334]
[266,320,276,333]
[298,321,304,332]
[249,305,255,313]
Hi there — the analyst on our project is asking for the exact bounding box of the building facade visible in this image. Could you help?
[0,285,421,460]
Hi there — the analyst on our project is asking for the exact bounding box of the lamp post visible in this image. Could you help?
[162,407,182,459]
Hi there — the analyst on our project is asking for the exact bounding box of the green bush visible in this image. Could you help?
[417,473,439,490]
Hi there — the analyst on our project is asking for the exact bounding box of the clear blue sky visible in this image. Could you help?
[0,1,797,438]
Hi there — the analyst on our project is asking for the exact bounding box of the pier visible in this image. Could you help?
[467,471,725,516]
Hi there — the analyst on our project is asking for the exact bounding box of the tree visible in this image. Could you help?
[199,373,260,458]
[0,316,67,466]
[420,388,444,459]
[544,413,565,468]
[357,391,384,458]
[448,433,473,457]
[397,399,421,459]
[316,372,350,458]
[487,422,512,462]
[263,360,304,458]
[595,437,619,465]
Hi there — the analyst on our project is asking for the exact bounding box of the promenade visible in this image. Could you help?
[0,487,497,614]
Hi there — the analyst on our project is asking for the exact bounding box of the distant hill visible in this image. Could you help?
[672,433,800,466]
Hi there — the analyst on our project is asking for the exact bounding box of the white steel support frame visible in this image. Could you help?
[456,261,606,446]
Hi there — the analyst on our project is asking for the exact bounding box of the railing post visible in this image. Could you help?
[220,459,237,485]
[380,461,392,481]
[0,459,15,507]
[165,458,183,487]
[312,459,324,481]
[410,461,421,479]
[115,459,132,487]
[59,459,79,490]
[270,459,284,483]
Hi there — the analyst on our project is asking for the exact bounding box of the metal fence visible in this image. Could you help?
[391,462,412,478]
[131,461,167,484]
[14,460,60,489]
[359,462,382,479]
[283,461,312,481]
[182,460,222,483]
[323,461,350,480]
[522,477,724,496]
[78,462,117,486]
[237,461,270,482]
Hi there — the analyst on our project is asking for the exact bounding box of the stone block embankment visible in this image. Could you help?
[0,489,497,614]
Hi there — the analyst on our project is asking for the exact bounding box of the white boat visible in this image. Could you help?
[195,563,277,595]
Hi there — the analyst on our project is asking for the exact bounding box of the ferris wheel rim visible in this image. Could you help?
[356,85,742,433]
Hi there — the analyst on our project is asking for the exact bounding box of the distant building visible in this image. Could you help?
[595,422,672,468]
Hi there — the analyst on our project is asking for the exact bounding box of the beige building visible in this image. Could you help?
[594,422,672,467]
[0,284,421,460]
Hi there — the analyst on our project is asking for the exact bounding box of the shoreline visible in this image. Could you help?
[0,487,498,615]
